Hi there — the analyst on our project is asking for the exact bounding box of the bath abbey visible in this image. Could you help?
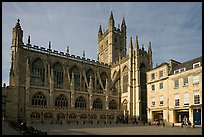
[3,11,153,124]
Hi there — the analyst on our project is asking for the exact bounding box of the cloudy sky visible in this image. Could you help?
[2,2,202,86]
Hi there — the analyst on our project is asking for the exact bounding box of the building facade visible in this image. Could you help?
[4,11,152,124]
[147,56,202,126]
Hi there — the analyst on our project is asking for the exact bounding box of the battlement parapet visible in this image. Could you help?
[22,44,110,68]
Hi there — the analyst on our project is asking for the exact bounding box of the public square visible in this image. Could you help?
[2,120,202,135]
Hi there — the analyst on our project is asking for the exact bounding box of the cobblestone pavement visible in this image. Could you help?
[2,120,21,135]
[29,123,202,135]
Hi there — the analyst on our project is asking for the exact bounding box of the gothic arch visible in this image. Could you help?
[30,58,45,86]
[44,112,53,119]
[57,113,65,121]
[30,112,40,119]
[122,99,128,111]
[69,113,76,119]
[55,94,68,109]
[31,91,47,108]
[75,96,86,109]
[122,65,128,93]
[93,98,103,109]
[53,62,64,89]
[80,113,87,119]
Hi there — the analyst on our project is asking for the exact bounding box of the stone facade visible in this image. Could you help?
[147,56,202,126]
[4,12,152,124]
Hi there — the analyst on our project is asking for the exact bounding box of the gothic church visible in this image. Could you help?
[5,11,152,124]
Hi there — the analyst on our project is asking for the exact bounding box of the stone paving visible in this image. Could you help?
[2,120,202,135]
[2,120,21,135]
[30,122,202,135]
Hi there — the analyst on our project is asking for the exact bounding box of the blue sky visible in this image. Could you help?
[2,2,202,86]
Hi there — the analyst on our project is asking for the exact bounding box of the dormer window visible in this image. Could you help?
[193,62,200,69]
[179,68,186,73]
[174,70,179,74]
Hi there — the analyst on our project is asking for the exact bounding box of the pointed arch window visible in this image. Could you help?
[122,99,128,111]
[53,63,63,89]
[31,112,40,119]
[122,66,128,93]
[93,98,103,109]
[75,96,86,109]
[55,94,68,109]
[32,92,47,108]
[31,58,45,86]
[109,99,117,110]
[44,112,53,119]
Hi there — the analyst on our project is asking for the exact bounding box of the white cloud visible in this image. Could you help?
[2,2,202,84]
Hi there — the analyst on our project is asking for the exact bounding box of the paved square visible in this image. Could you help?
[30,123,202,135]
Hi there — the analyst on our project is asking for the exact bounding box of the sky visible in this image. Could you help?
[2,2,202,86]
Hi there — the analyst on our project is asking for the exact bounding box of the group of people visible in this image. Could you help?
[182,116,191,127]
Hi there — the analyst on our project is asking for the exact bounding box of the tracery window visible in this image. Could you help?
[31,112,40,119]
[69,113,76,119]
[122,99,128,111]
[55,94,68,109]
[109,99,117,110]
[31,58,45,86]
[75,96,86,109]
[53,63,63,89]
[44,112,53,119]
[93,98,103,109]
[80,113,87,119]
[90,114,97,119]
[123,66,128,93]
[100,114,106,119]
[57,113,65,121]
[32,92,47,107]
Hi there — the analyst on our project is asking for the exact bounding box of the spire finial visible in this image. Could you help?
[83,51,85,58]
[136,35,139,47]
[109,10,114,21]
[130,37,133,46]
[17,19,20,23]
[49,41,51,49]
[28,35,30,44]
[67,46,69,54]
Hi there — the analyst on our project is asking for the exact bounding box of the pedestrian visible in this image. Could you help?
[157,117,160,126]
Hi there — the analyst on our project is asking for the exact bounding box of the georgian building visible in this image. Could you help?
[4,11,152,124]
[147,56,202,126]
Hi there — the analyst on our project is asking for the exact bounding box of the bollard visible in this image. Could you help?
[172,123,174,127]
[149,122,151,126]
[163,122,165,127]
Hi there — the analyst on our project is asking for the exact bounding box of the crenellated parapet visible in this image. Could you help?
[22,44,111,68]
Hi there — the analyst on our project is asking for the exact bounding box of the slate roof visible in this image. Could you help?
[169,56,202,75]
